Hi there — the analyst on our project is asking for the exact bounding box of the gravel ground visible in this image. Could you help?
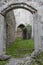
[6,58,26,65]
[6,56,31,65]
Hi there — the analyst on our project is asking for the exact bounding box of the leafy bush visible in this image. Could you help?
[25,24,32,39]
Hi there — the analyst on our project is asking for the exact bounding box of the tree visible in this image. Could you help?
[26,24,32,39]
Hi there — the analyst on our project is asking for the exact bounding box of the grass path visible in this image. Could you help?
[6,38,34,58]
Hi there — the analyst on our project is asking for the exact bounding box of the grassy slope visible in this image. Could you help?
[6,38,34,58]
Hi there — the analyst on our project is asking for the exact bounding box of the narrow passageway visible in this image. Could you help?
[5,2,34,65]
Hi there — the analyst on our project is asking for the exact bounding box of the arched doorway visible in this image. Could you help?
[1,2,37,46]
[0,2,38,55]
[17,24,27,39]
[1,2,37,16]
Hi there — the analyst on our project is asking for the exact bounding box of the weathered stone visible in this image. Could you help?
[0,0,43,59]
[0,14,6,55]
[5,10,16,47]
[0,55,11,60]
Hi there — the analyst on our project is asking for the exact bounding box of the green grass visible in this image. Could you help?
[0,60,8,65]
[6,38,34,58]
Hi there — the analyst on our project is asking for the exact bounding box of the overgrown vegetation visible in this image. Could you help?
[6,38,34,58]
[0,60,8,65]
[25,24,32,39]
[18,52,43,65]
[31,52,43,65]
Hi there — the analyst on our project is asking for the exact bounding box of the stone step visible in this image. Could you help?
[0,55,11,61]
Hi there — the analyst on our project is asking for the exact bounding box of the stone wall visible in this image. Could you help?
[0,0,6,2]
[5,10,16,47]
[0,14,6,55]
[16,28,23,39]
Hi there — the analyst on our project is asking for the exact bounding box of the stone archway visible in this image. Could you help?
[0,2,39,55]
[1,2,37,16]
[17,24,27,39]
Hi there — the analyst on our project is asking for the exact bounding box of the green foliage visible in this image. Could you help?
[26,24,32,32]
[0,60,8,65]
[31,52,43,65]
[25,24,32,39]
[19,52,43,65]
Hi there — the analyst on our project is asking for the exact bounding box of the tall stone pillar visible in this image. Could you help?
[33,13,39,51]
[5,10,16,47]
[0,14,6,55]
[33,13,42,52]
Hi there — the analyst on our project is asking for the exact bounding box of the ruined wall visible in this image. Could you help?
[16,28,23,39]
[0,0,6,2]
[5,10,16,47]
[4,0,32,2]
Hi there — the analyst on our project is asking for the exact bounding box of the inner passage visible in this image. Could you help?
[6,9,34,58]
